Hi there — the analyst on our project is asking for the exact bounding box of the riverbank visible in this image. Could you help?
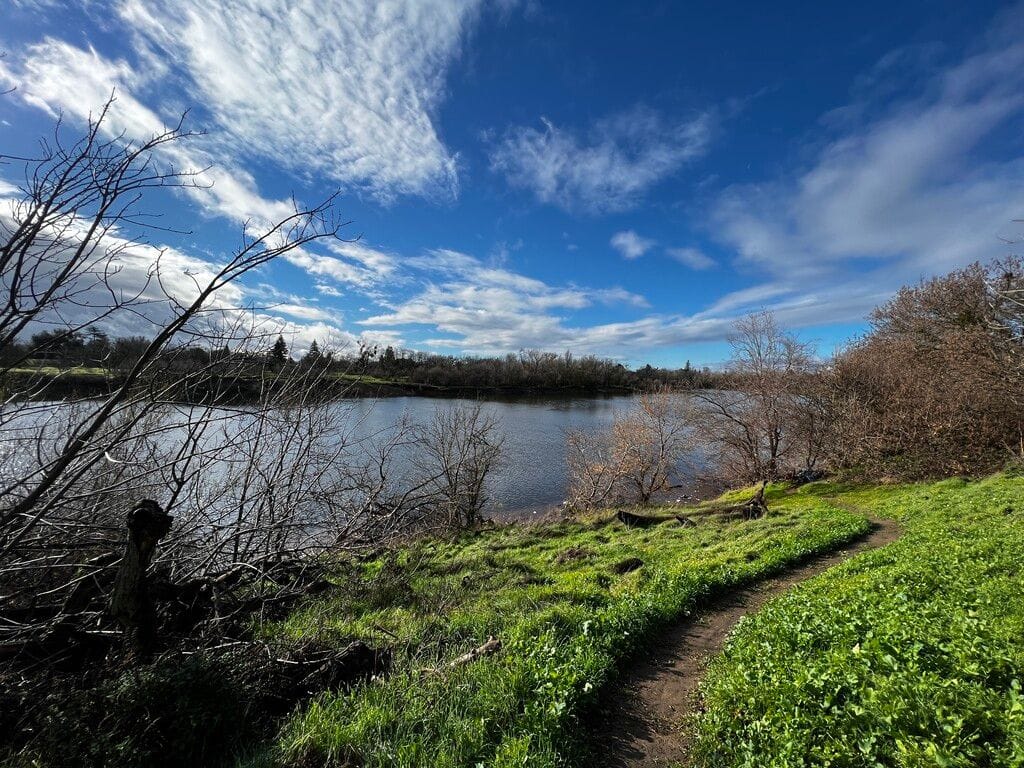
[7,483,871,768]
[248,488,872,767]
[13,475,1020,768]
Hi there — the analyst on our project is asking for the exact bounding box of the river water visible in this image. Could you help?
[340,395,626,518]
[3,395,712,522]
[342,395,712,520]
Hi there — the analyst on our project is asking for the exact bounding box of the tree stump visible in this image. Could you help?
[109,499,172,658]
[741,481,769,520]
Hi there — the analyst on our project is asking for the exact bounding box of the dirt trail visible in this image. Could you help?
[587,518,901,767]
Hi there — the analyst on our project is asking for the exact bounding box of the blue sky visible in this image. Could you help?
[2,0,1023,366]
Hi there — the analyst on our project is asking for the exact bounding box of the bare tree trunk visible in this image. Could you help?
[109,500,172,658]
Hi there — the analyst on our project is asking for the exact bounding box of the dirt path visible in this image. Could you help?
[587,518,901,767]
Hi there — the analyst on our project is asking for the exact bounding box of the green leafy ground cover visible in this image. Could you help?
[243,491,870,767]
[696,474,1024,767]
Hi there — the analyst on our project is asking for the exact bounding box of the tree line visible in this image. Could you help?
[4,326,722,396]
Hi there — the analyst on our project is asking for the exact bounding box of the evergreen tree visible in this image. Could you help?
[269,335,288,367]
[303,339,321,365]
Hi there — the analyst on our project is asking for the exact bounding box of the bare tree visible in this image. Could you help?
[0,98,362,661]
[412,402,503,529]
[690,312,816,483]
[566,388,691,510]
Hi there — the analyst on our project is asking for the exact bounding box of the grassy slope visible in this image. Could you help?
[242,491,871,768]
[696,474,1024,767]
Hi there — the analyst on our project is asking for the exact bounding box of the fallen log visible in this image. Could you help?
[420,636,502,677]
[615,509,676,527]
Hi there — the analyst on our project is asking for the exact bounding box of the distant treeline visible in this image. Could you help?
[2,329,723,399]
[359,346,719,392]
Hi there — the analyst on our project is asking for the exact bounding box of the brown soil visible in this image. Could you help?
[586,518,901,767]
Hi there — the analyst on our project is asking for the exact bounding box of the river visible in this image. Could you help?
[341,395,712,519]
[2,394,713,522]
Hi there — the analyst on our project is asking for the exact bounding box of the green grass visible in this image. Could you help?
[331,372,410,386]
[695,474,1024,767]
[8,365,111,376]
[240,488,871,767]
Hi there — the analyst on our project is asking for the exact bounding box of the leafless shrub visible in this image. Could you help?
[411,402,503,530]
[0,97,398,663]
[566,388,691,510]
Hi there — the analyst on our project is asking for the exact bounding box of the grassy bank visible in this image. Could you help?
[239,491,871,767]
[695,474,1024,767]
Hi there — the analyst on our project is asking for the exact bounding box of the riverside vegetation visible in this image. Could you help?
[5,487,871,768]
[19,474,1021,767]
[255,494,870,768]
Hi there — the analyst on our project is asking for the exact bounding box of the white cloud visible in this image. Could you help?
[360,249,651,352]
[315,283,344,297]
[0,38,297,226]
[490,106,713,213]
[115,0,480,202]
[610,230,656,260]
[0,184,373,353]
[272,304,341,323]
[666,246,716,270]
[0,5,490,305]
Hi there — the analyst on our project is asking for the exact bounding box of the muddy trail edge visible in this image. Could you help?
[585,517,901,767]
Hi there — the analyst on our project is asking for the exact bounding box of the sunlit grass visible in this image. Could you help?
[695,473,1024,767]
[8,365,111,377]
[243,489,871,767]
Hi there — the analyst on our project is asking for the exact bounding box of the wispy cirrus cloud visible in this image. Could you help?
[489,106,713,213]
[0,38,298,226]
[0,14,451,298]
[1,0,491,209]
[666,246,716,270]
[710,7,1024,324]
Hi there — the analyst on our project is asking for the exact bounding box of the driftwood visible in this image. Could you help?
[109,499,173,657]
[614,482,770,528]
[449,635,501,667]
[617,509,699,528]
[421,636,502,677]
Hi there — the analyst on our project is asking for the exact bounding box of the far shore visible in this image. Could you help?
[1,366,645,404]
